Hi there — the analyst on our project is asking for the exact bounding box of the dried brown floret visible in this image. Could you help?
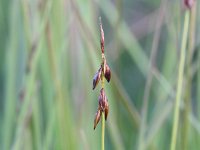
[94,88,110,129]
[92,68,102,90]
[104,101,109,120]
[104,64,111,82]
[94,109,102,130]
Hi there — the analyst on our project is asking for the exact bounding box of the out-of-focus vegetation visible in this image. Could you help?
[0,0,200,149]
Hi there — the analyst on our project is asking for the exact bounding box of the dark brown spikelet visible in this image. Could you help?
[93,68,102,90]
[105,100,109,120]
[94,109,102,130]
[98,88,109,120]
[184,0,195,9]
[104,64,111,82]
[99,88,107,111]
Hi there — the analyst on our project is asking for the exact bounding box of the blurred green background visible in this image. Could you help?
[0,0,200,149]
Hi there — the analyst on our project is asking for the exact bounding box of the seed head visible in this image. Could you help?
[93,88,109,130]
[98,88,107,112]
[93,17,111,130]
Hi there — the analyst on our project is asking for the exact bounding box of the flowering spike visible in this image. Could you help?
[99,17,104,54]
[92,17,111,130]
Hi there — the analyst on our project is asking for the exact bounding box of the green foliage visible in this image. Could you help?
[0,0,200,150]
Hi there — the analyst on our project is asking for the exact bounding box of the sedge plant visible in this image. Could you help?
[92,17,111,150]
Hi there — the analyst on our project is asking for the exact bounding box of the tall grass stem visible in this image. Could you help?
[170,10,190,150]
[182,5,196,150]
[101,114,105,150]
[101,75,105,150]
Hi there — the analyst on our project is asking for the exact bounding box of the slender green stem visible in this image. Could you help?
[101,113,105,150]
[101,70,105,150]
[182,5,196,150]
[170,11,190,150]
